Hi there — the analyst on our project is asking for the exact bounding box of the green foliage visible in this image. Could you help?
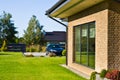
[23,15,45,46]
[1,40,7,51]
[23,15,36,46]
[26,47,30,52]
[15,38,19,43]
[0,11,18,43]
[30,47,36,52]
[62,49,66,56]
[26,45,46,52]
[90,72,97,80]
[100,69,108,78]
[18,37,24,43]
[41,46,46,52]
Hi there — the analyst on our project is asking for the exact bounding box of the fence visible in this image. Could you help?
[0,44,26,52]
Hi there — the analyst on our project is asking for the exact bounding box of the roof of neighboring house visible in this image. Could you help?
[46,0,106,18]
[44,31,66,42]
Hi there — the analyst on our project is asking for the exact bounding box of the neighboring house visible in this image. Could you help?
[44,31,66,48]
[46,0,120,78]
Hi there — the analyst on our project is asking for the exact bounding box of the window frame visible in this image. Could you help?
[73,21,95,69]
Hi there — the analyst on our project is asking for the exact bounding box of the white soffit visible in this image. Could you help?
[50,0,105,18]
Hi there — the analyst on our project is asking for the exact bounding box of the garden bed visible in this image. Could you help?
[90,69,120,80]
[96,74,110,80]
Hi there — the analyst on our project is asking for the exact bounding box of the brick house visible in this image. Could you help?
[46,0,120,77]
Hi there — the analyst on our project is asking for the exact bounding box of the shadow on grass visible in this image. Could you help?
[0,53,13,55]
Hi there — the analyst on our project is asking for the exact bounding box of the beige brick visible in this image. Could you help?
[67,0,120,77]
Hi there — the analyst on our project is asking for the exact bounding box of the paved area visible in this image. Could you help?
[24,52,46,57]
[61,64,90,80]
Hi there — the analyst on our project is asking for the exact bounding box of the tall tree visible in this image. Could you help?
[0,11,18,43]
[34,20,43,44]
[23,15,44,46]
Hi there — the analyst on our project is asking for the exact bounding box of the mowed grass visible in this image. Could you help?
[0,52,86,80]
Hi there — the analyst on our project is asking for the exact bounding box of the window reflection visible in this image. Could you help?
[74,22,95,69]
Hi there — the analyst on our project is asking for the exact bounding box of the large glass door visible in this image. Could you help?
[74,21,95,69]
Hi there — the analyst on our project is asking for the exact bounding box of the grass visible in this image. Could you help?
[0,52,86,80]
[75,52,95,68]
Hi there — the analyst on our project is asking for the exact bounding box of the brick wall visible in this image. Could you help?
[68,1,109,75]
[108,1,120,70]
[67,0,120,76]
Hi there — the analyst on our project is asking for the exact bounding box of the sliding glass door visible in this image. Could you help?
[74,22,95,69]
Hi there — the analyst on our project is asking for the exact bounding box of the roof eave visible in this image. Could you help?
[46,0,106,18]
[45,0,67,15]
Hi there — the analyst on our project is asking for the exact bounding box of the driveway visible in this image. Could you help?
[24,52,46,57]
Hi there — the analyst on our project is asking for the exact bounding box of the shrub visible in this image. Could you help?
[100,69,108,78]
[34,45,40,52]
[62,49,66,56]
[26,47,30,52]
[90,71,97,80]
[105,70,120,80]
[1,40,7,52]
[26,45,46,52]
[41,46,46,52]
[30,47,36,52]
[48,52,56,57]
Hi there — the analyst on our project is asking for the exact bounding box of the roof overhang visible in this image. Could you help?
[46,0,105,18]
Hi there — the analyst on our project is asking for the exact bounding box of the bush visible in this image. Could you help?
[30,47,36,52]
[26,45,46,52]
[90,71,97,80]
[62,49,66,56]
[26,47,35,52]
[105,70,120,80]
[48,52,56,57]
[41,46,46,52]
[1,40,7,52]
[26,47,30,52]
[100,69,108,78]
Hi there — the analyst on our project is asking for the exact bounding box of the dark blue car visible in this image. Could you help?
[46,44,63,56]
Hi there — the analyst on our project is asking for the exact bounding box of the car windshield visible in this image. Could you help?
[49,45,60,48]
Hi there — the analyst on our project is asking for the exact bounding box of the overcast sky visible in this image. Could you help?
[0,0,66,37]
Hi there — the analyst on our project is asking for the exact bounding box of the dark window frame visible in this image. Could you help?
[73,21,95,69]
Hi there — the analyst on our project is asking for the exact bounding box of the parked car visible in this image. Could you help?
[59,44,66,49]
[46,44,63,56]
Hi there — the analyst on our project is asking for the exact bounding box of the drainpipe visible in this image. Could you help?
[48,16,67,28]
[47,16,68,65]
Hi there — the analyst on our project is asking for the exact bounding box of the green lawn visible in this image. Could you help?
[75,52,95,68]
[0,52,86,80]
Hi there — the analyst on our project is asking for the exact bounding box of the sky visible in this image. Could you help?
[0,0,66,37]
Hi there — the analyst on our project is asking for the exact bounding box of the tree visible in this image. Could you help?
[23,15,44,46]
[23,15,36,46]
[0,11,18,44]
[34,20,43,44]
[18,37,25,44]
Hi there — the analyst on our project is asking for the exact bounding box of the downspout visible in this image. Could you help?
[47,15,68,65]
